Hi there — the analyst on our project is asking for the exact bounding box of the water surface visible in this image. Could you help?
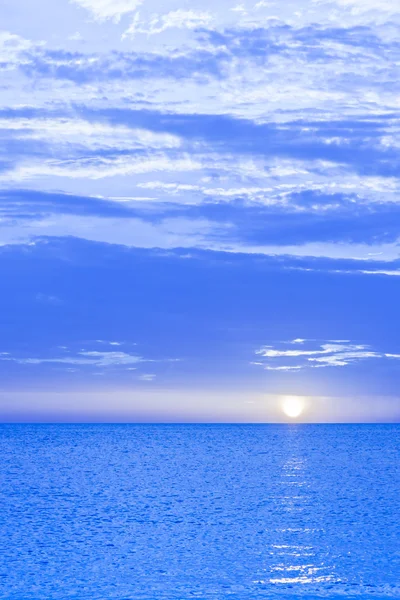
[0,424,399,599]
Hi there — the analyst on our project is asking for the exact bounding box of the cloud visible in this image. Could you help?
[9,19,400,124]
[254,339,400,370]
[124,9,213,37]
[2,193,400,262]
[0,117,181,151]
[35,293,62,304]
[328,0,399,16]
[257,347,326,358]
[1,236,400,395]
[17,46,224,84]
[1,0,400,290]
[0,31,34,67]
[1,154,204,182]
[264,365,303,371]
[68,32,84,42]
[360,269,400,277]
[138,373,156,381]
[70,0,142,22]
[5,108,399,193]
[2,350,146,367]
[0,212,227,251]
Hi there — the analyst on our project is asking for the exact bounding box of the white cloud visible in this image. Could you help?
[1,209,400,264]
[222,241,400,263]
[254,340,400,370]
[78,351,144,366]
[2,350,146,367]
[308,349,379,367]
[1,154,203,182]
[264,365,303,371]
[1,0,400,264]
[255,1,272,7]
[231,5,247,15]
[70,0,142,22]
[0,348,180,383]
[124,9,213,37]
[0,118,181,151]
[256,347,325,358]
[137,162,400,210]
[0,31,35,67]
[68,32,83,41]
[330,0,399,15]
[0,213,224,250]
[360,270,400,277]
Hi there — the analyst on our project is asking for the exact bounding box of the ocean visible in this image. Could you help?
[0,424,399,599]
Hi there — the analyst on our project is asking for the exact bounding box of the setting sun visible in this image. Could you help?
[282,396,305,419]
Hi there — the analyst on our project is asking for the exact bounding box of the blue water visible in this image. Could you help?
[0,425,399,599]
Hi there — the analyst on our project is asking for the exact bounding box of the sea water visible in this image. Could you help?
[0,424,399,599]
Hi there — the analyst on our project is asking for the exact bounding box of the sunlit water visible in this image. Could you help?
[0,424,399,599]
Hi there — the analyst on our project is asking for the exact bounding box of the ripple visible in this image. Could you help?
[0,424,399,599]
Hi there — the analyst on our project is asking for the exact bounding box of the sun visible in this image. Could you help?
[282,396,305,419]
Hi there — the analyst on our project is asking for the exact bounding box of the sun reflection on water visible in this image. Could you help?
[255,433,340,589]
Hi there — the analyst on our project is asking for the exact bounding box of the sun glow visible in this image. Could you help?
[282,396,305,419]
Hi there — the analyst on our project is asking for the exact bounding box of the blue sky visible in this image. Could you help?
[1,0,400,421]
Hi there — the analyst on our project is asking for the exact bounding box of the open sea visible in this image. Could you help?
[0,424,399,599]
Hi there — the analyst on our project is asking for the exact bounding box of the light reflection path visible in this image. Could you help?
[254,426,340,588]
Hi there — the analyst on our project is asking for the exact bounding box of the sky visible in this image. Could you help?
[1,0,400,422]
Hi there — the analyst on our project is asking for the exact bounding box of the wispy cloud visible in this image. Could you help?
[124,9,213,38]
[254,340,400,370]
[0,31,33,68]
[0,117,181,150]
[70,0,142,22]
[138,373,156,381]
[35,293,62,304]
[1,0,400,403]
[1,350,147,367]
